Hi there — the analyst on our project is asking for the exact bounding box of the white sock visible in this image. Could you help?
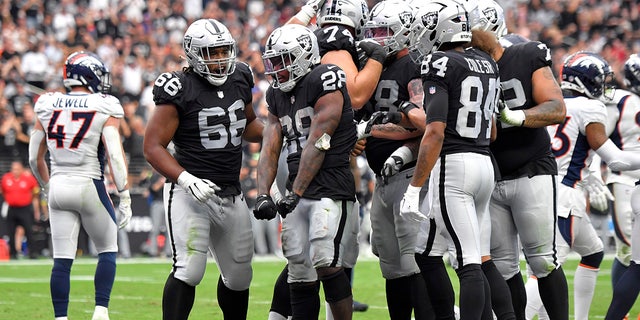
[267,311,288,320]
[573,265,598,320]
[55,317,68,320]
[524,276,545,320]
[326,301,334,320]
[92,305,109,320]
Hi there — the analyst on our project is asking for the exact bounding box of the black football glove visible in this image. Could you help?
[383,111,403,124]
[357,39,386,64]
[277,193,301,218]
[254,194,278,220]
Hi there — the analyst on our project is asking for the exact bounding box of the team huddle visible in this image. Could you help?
[26,0,640,319]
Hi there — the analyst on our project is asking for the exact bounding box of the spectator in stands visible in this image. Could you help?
[0,160,40,259]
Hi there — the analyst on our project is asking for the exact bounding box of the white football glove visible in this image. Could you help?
[117,190,133,229]
[400,185,428,222]
[381,146,413,180]
[294,0,326,25]
[356,111,387,140]
[585,172,614,212]
[177,171,221,203]
[497,100,525,127]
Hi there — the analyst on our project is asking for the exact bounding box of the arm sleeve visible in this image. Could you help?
[102,125,129,191]
[595,139,640,172]
[28,129,46,188]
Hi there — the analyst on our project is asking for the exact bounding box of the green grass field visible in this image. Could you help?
[0,255,638,319]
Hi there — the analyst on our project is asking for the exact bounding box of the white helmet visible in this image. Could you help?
[408,0,471,63]
[183,19,237,86]
[475,0,507,38]
[317,0,369,40]
[363,0,414,56]
[262,24,321,92]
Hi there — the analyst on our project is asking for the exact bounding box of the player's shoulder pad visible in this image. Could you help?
[515,41,552,68]
[98,94,124,118]
[420,51,452,77]
[33,92,59,113]
[152,71,185,104]
[234,61,255,87]
[309,64,346,88]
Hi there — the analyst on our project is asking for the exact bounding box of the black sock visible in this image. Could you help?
[537,267,569,320]
[506,273,527,320]
[606,262,640,320]
[482,261,515,320]
[386,277,412,319]
[217,276,249,320]
[416,254,455,319]
[162,272,195,320]
[290,281,320,320]
[409,273,435,320]
[270,265,292,317]
[456,264,489,320]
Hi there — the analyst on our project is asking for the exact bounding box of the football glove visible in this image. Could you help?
[357,39,386,64]
[294,0,325,25]
[254,194,278,220]
[356,111,387,140]
[497,100,526,127]
[277,193,301,218]
[381,146,413,181]
[117,190,133,229]
[177,171,221,203]
[585,172,614,212]
[400,185,428,222]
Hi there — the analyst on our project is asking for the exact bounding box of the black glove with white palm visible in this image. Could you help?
[356,111,388,140]
[177,171,222,204]
[277,192,301,218]
[357,39,387,65]
[381,146,414,182]
[254,194,279,220]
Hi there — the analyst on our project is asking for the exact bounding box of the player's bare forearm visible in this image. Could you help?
[257,115,283,194]
[291,91,341,195]
[372,123,421,140]
[527,66,566,127]
[410,124,445,188]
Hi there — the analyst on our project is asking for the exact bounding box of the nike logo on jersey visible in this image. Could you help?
[406,174,413,179]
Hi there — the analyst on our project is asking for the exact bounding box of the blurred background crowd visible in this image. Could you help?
[0,0,637,258]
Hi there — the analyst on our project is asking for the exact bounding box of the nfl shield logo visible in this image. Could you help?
[290,96,295,104]
[422,12,438,30]
[217,91,224,98]
[429,86,436,94]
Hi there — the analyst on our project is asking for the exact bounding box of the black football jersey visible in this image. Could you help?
[490,41,558,179]
[315,25,360,67]
[422,48,499,155]
[365,54,421,174]
[152,63,254,194]
[266,64,356,200]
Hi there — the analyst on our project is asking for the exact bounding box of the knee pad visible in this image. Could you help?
[580,251,604,269]
[380,253,420,279]
[319,270,352,303]
[614,238,632,266]
[527,254,558,278]
[174,264,206,287]
[221,263,253,291]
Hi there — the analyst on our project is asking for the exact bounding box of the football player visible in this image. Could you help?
[359,1,435,319]
[543,51,640,320]
[28,51,132,320]
[400,0,501,319]
[264,1,384,319]
[143,19,263,320]
[468,1,571,319]
[605,54,640,289]
[256,24,358,320]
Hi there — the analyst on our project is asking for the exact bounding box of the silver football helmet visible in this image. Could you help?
[475,0,507,38]
[183,19,237,86]
[408,0,471,63]
[262,24,321,92]
[317,0,369,40]
[363,0,414,56]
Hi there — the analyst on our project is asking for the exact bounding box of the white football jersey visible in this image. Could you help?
[603,89,640,185]
[548,96,608,189]
[34,92,124,180]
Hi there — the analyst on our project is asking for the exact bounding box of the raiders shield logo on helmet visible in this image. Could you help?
[297,34,312,52]
[422,12,438,31]
[399,11,413,28]
[482,7,498,24]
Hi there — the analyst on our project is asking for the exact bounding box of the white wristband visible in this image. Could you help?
[293,4,316,25]
[406,184,422,195]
